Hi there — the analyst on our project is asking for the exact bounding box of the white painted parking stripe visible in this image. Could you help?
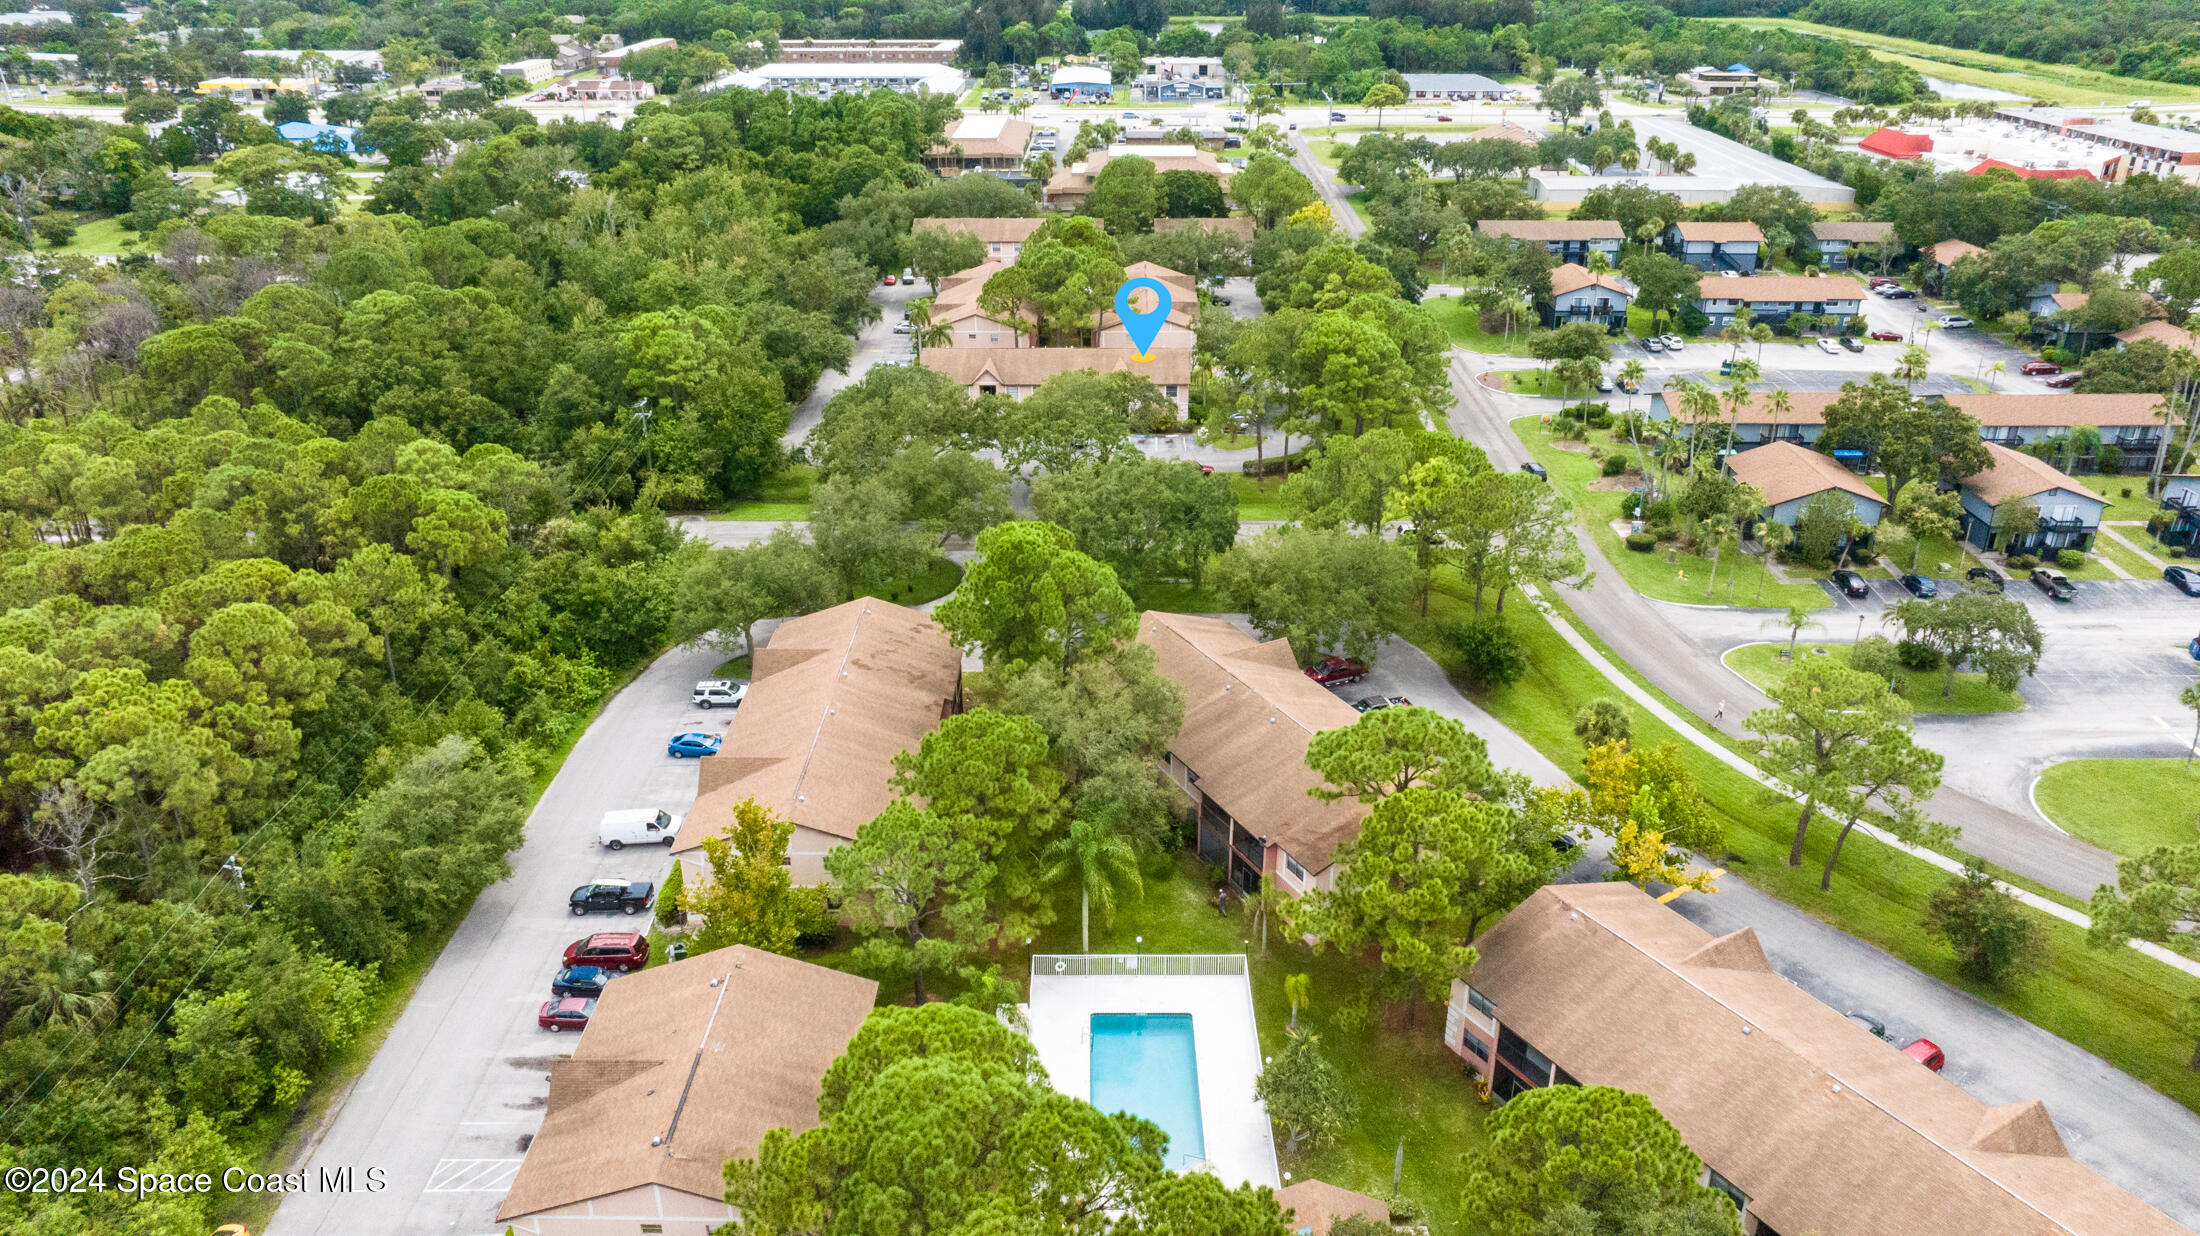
[425,1158,524,1192]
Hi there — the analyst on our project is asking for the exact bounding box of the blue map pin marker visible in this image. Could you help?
[1114,277,1173,361]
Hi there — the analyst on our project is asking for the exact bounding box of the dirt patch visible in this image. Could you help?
[1547,439,1592,453]
[1588,474,1643,491]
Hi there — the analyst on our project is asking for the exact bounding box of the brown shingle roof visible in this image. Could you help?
[1103,261,1197,329]
[1156,215,1255,241]
[496,949,878,1221]
[1673,221,1765,243]
[2116,319,2200,353]
[1960,440,2104,506]
[1657,389,1843,426]
[1275,1179,1389,1235]
[1137,611,1367,872]
[1726,441,1887,510]
[675,599,960,855]
[1548,262,1635,298]
[1810,220,1898,243]
[1477,218,1624,242]
[1930,238,1985,266]
[1466,884,2192,1236]
[2050,291,2089,314]
[1944,392,2167,429]
[1046,147,1233,197]
[1699,274,1866,304]
[923,347,1193,388]
[1466,119,1541,145]
[913,216,1046,245]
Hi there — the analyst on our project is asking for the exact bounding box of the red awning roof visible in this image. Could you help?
[1969,159,2096,180]
[1858,127,1932,159]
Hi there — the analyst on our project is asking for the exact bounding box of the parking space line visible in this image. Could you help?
[425,1158,524,1192]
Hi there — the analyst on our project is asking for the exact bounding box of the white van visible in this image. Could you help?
[598,808,681,850]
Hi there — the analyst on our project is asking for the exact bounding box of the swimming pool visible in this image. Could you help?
[1090,1013,1207,1169]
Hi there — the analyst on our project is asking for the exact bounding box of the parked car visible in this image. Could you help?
[601,809,680,850]
[1840,336,1864,353]
[1869,330,1904,342]
[1659,334,1684,350]
[901,267,915,283]
[1642,337,1665,353]
[538,996,596,1032]
[2044,372,2082,388]
[1899,573,1937,598]
[1434,113,1454,122]
[552,966,609,998]
[2164,565,2200,596]
[2030,567,2075,601]
[1829,569,1869,597]
[1303,656,1369,686]
[1227,112,1247,122]
[1816,336,1842,355]
[692,679,746,709]
[1596,373,1614,392]
[1902,1038,1946,1072]
[1520,461,1549,481]
[2020,360,2062,376]
[1965,566,2005,592]
[1867,276,1897,288]
[569,880,655,916]
[1352,695,1412,712]
[1939,315,1974,328]
[564,931,649,971]
[1210,294,1232,307]
[882,273,896,286]
[1844,1012,1890,1039]
[1882,288,1917,300]
[667,732,721,759]
[892,320,912,334]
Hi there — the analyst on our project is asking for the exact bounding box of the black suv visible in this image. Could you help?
[569,880,654,916]
[1965,566,2004,593]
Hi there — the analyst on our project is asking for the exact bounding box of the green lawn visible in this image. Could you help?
[719,465,816,519]
[1232,474,1291,521]
[1698,16,2200,105]
[2085,534,2158,580]
[1133,579,1230,613]
[1514,416,1833,611]
[710,653,752,680]
[2035,759,2200,858]
[856,554,962,607]
[1723,641,2025,715]
[1494,368,1601,399]
[1391,570,2200,1114]
[53,213,139,257]
[1425,298,1541,356]
[2100,487,2169,524]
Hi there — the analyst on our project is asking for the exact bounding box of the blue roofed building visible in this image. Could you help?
[277,121,359,154]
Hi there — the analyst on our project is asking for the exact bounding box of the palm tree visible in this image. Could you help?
[1917,317,1942,354]
[1283,972,1312,1030]
[1894,344,1929,391]
[1750,322,1774,361]
[1765,602,1822,661]
[1240,884,1292,956]
[1765,387,1793,443]
[1041,816,1142,953]
[2183,682,2200,767]
[907,298,951,358]
[1987,359,2006,391]
[1754,520,1792,602]
[1703,512,1738,599]
[4,950,112,1034]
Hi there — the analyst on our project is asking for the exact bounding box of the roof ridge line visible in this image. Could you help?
[1562,894,2081,1236]
[660,960,737,1153]
[1166,616,1323,741]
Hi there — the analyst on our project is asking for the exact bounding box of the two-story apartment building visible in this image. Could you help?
[1096,261,1198,352]
[1944,392,2170,470]
[1725,440,1887,529]
[922,348,1193,413]
[1957,441,2105,553]
[925,115,1033,175]
[1806,220,1899,271]
[1137,612,1367,897]
[1646,389,1843,449]
[925,261,1032,346]
[1693,274,1865,330]
[1924,238,1984,292]
[1444,883,2189,1236]
[1665,221,1764,271]
[2117,319,2200,356]
[1045,144,1231,208]
[913,217,1058,265]
[1476,219,1624,267]
[1545,263,1635,328]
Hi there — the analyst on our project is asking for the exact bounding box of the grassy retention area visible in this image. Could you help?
[857,553,962,607]
[1425,297,1541,356]
[1231,474,1291,520]
[54,214,138,257]
[718,464,817,520]
[1723,641,2024,715]
[1514,415,1833,611]
[2035,759,2200,858]
[1389,565,2200,1114]
[1699,17,2200,106]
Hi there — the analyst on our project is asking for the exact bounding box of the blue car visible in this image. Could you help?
[667,732,722,758]
[1899,573,1937,599]
[551,965,608,998]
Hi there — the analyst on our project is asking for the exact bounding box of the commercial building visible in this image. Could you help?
[776,38,962,64]
[1138,612,1367,896]
[1996,106,2200,183]
[1958,442,2105,553]
[1445,883,2190,1236]
[721,61,965,96]
[1136,55,1228,101]
[1693,274,1865,330]
[1726,440,1887,527]
[1857,126,1932,160]
[1401,72,1519,101]
[1805,220,1899,270]
[912,216,1051,264]
[1665,220,1764,272]
[193,76,312,102]
[498,58,558,84]
[597,37,677,73]
[1545,263,1635,328]
[927,114,1033,175]
[1044,144,1230,209]
[1048,65,1114,101]
[673,598,962,885]
[922,348,1193,413]
[241,48,383,71]
[496,948,877,1236]
[556,78,655,103]
[1475,218,1624,266]
[1679,64,1766,95]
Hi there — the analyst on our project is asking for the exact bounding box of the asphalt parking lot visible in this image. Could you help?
[1814,572,2200,617]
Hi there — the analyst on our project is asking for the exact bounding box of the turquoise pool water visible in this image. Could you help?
[1090,1013,1206,1168]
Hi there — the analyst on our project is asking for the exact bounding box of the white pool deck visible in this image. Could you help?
[1025,953,1282,1191]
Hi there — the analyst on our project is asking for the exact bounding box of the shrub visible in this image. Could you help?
[2056,548,2085,569]
[1624,530,1657,552]
[2096,444,2122,475]
[1895,639,1942,672]
[656,859,687,928]
[1678,306,1710,335]
[1644,498,1676,524]
[1922,860,2046,988]
[1848,634,1902,685]
[2121,486,2134,498]
[2005,553,2038,570]
[1241,449,1306,478]
[2041,345,2074,366]
[1649,522,1679,543]
[1601,453,1630,477]
[2171,545,2187,558]
[1450,618,1527,688]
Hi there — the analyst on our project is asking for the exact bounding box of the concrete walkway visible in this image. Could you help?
[2101,524,2169,572]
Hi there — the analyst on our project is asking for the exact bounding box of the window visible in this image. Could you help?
[1460,1029,1490,1060]
[1165,385,1179,398]
[1466,986,1496,1019]
[1284,854,1305,881]
[980,384,997,395]
[1703,1168,1749,1215]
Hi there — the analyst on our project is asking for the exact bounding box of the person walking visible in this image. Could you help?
[1713,698,1726,722]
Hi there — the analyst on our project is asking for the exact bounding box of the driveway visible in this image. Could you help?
[270,640,728,1235]
[786,280,920,448]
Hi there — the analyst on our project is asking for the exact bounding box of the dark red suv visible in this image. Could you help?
[2020,360,2062,376]
[563,932,649,972]
[1303,656,1369,686]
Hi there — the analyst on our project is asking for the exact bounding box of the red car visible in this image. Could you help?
[1303,656,1369,686]
[2044,372,2081,388]
[2021,360,2062,376]
[1902,1038,1946,1072]
[563,931,649,972]
[1868,330,1903,342]
[538,996,596,1031]
[883,273,897,285]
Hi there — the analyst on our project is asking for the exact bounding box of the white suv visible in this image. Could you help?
[691,680,746,709]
